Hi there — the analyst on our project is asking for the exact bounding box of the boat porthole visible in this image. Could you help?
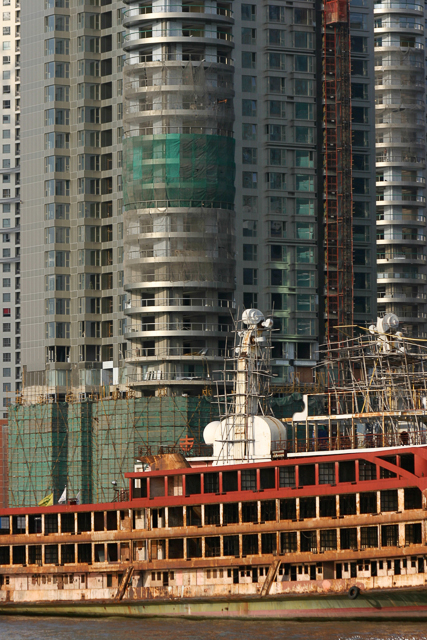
[348,586,360,600]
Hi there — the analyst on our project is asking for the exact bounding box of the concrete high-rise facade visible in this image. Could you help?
[20,0,126,400]
[122,0,377,395]
[374,0,427,337]
[0,0,20,417]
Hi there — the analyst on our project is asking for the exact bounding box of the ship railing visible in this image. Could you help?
[273,430,427,453]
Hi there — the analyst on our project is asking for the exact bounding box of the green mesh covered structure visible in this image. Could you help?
[123,133,235,210]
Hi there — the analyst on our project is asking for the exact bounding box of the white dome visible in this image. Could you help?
[203,421,221,445]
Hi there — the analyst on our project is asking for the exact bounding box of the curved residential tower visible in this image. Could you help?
[123,0,236,395]
[375,0,427,336]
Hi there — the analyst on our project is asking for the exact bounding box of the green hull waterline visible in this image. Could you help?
[2,590,427,620]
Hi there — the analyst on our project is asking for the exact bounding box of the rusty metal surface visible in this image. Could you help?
[138,453,191,471]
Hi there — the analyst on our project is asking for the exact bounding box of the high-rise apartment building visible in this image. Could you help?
[20,0,126,400]
[122,0,377,395]
[0,0,20,417]
[374,0,427,337]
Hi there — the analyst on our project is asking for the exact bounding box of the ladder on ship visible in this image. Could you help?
[115,565,134,601]
[260,559,281,597]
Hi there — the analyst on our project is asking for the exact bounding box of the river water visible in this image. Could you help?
[0,618,426,640]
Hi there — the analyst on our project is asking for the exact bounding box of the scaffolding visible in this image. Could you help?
[323,0,353,349]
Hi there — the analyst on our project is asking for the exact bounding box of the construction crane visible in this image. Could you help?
[323,0,353,353]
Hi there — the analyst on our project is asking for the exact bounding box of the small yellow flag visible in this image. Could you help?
[38,493,53,507]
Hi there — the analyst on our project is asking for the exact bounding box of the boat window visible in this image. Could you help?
[299,464,315,487]
[381,524,398,547]
[44,544,58,564]
[260,500,276,522]
[204,503,220,525]
[168,506,184,527]
[261,532,277,554]
[339,461,355,483]
[241,469,256,491]
[223,535,239,556]
[167,475,183,497]
[205,536,220,557]
[279,466,295,488]
[28,545,41,566]
[168,538,184,559]
[319,495,336,518]
[318,462,335,485]
[61,513,74,533]
[28,515,42,534]
[45,513,58,534]
[94,511,104,531]
[223,502,239,525]
[0,547,9,564]
[132,477,147,499]
[340,528,357,550]
[242,501,258,523]
[359,460,376,481]
[242,534,258,556]
[106,511,117,531]
[339,493,356,516]
[320,529,337,552]
[222,470,238,492]
[107,542,118,562]
[280,498,296,520]
[204,472,219,494]
[299,496,316,519]
[404,487,422,510]
[77,512,91,533]
[150,476,165,498]
[12,545,25,565]
[12,515,26,535]
[281,531,297,553]
[186,474,201,496]
[360,491,377,514]
[61,543,75,564]
[187,537,202,558]
[77,543,91,563]
[380,489,398,512]
[300,530,317,553]
[400,453,415,474]
[379,456,397,479]
[260,467,275,490]
[0,517,9,535]
[405,523,422,545]
[187,505,202,526]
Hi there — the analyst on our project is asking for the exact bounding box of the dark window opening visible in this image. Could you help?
[205,536,220,557]
[241,469,256,491]
[360,492,377,514]
[262,533,277,554]
[28,545,41,565]
[320,529,337,552]
[94,512,104,531]
[359,460,376,481]
[186,474,201,496]
[45,514,58,534]
[168,506,184,527]
[381,524,398,547]
[45,545,58,564]
[187,537,202,558]
[61,544,75,564]
[242,501,258,523]
[106,511,117,531]
[280,498,296,520]
[319,462,335,485]
[261,500,276,522]
[205,504,220,525]
[400,454,415,474]
[281,531,297,553]
[223,535,239,556]
[405,523,422,545]
[78,512,91,533]
[107,543,118,562]
[223,503,239,525]
[61,513,74,534]
[300,530,317,553]
[78,543,91,563]
[404,487,422,510]
[29,515,42,534]
[279,466,295,487]
[299,464,315,486]
[12,545,25,565]
[223,470,238,492]
[361,526,378,549]
[339,461,355,483]
[242,534,258,555]
[187,505,202,527]
[339,494,356,516]
[319,495,336,518]
[340,528,357,550]
[379,456,397,479]
[12,515,25,534]
[204,472,219,494]
[300,496,316,519]
[168,538,184,559]
[381,489,398,512]
[260,468,275,490]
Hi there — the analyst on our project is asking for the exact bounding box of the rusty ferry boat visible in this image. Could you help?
[3,309,427,619]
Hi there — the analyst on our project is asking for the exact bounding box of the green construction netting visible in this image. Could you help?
[123,133,235,209]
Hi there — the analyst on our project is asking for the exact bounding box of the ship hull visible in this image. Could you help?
[2,589,427,621]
